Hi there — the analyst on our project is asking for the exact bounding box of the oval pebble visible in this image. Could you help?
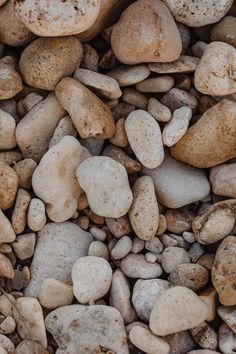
[111,236,132,260]
[120,254,162,279]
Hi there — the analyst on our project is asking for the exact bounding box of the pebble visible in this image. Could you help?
[103,145,141,175]
[132,279,171,321]
[55,77,115,139]
[169,263,209,291]
[164,330,196,354]
[0,162,18,210]
[122,88,148,109]
[159,234,180,248]
[211,16,236,47]
[135,76,174,93]
[111,236,132,260]
[15,340,49,354]
[20,37,83,90]
[25,222,92,298]
[0,335,14,354]
[125,110,164,169]
[0,152,22,166]
[161,88,198,112]
[162,106,192,147]
[194,42,236,96]
[187,351,221,354]
[120,254,162,279]
[0,347,7,354]
[183,232,196,243]
[88,241,109,260]
[0,294,15,317]
[189,242,205,262]
[147,98,172,122]
[38,278,74,310]
[76,156,133,218]
[11,188,31,235]
[0,209,16,244]
[16,93,65,162]
[108,65,150,86]
[171,99,236,168]
[106,215,131,238]
[163,0,233,27]
[149,286,209,336]
[192,41,208,58]
[0,109,16,149]
[157,214,167,235]
[212,236,236,306]
[27,198,46,232]
[149,56,199,74]
[110,118,128,147]
[13,297,47,348]
[81,43,98,72]
[13,159,37,190]
[129,325,170,354]
[45,304,129,354]
[49,115,77,148]
[32,136,90,222]
[89,227,106,241]
[218,306,236,334]
[145,237,163,254]
[219,323,236,354]
[12,233,36,261]
[199,288,217,322]
[162,246,190,273]
[72,256,112,304]
[0,316,15,335]
[146,252,158,263]
[191,322,218,351]
[210,163,236,198]
[131,237,145,254]
[166,208,195,234]
[0,65,23,100]
[128,176,159,241]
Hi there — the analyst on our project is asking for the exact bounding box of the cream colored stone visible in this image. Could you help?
[162,247,190,273]
[191,322,218,351]
[0,109,16,149]
[192,41,208,58]
[11,188,31,234]
[0,294,15,317]
[218,306,236,334]
[211,16,236,47]
[39,278,74,310]
[15,340,49,354]
[0,162,18,210]
[108,65,150,86]
[12,233,36,260]
[0,65,23,100]
[147,98,172,122]
[49,115,77,148]
[219,323,236,354]
[0,334,14,354]
[0,253,13,279]
[110,118,128,147]
[161,88,198,112]
[169,264,209,291]
[27,198,46,232]
[0,316,15,335]
[81,43,98,72]
[88,241,109,260]
[120,254,162,279]
[149,56,199,74]
[0,210,15,244]
[0,347,7,354]
[210,163,236,198]
[136,76,174,93]
[199,288,217,322]
[111,236,132,260]
[122,88,148,109]
[13,159,37,190]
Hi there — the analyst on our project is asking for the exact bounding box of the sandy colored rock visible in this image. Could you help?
[192,41,208,58]
[166,208,195,234]
[0,162,18,210]
[147,98,172,122]
[0,65,23,100]
[171,100,236,168]
[218,306,236,334]
[105,215,132,238]
[56,77,115,139]
[110,118,128,147]
[39,278,74,310]
[26,198,45,232]
[13,0,101,37]
[210,163,236,198]
[33,136,90,222]
[135,76,174,93]
[0,109,16,149]
[81,43,98,72]
[45,304,129,354]
[108,65,150,87]
[0,294,15,318]
[128,176,159,241]
[0,316,15,335]
[149,56,199,74]
[15,340,49,354]
[163,0,233,27]
[163,330,196,354]
[49,115,77,148]
[161,88,198,112]
[11,188,31,234]
[150,286,209,336]
[77,156,133,218]
[20,37,83,91]
[0,152,22,166]
[162,247,190,273]
[88,241,109,260]
[16,93,65,162]
[12,233,36,260]
[194,42,236,96]
[103,145,141,175]
[211,16,236,47]
[111,236,132,260]
[0,253,14,279]
[25,222,92,298]
[191,322,218,351]
[169,264,208,291]
[120,254,162,279]
[111,0,182,64]
[122,88,148,109]
[13,159,37,190]
[212,236,236,306]
[0,209,15,244]
[199,288,217,322]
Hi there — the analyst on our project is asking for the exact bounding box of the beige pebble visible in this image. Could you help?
[120,254,162,279]
[108,65,150,86]
[0,334,14,354]
[77,216,89,230]
[111,236,132,260]
[38,278,74,310]
[0,210,15,244]
[192,41,208,58]
[13,159,37,190]
[122,88,148,109]
[218,306,236,334]
[27,198,46,232]
[0,65,23,100]
[12,233,36,261]
[15,339,49,354]
[129,176,159,241]
[0,162,18,210]
[149,56,199,74]
[145,252,157,263]
[131,237,145,253]
[147,98,172,122]
[166,207,195,234]
[81,43,99,72]
[20,92,44,115]
[194,42,236,96]
[211,16,236,47]
[210,163,236,198]
[191,322,218,351]
[0,244,12,254]
[161,88,198,112]
[162,246,190,273]
[145,237,163,254]
[0,109,16,149]
[88,241,109,260]
[171,99,236,168]
[55,77,115,139]
[164,330,196,354]
[150,286,209,336]
[112,102,135,120]
[169,263,209,291]
[103,145,141,175]
[106,215,131,238]
[22,266,30,288]
[125,110,164,169]
[156,214,167,235]
[0,152,22,166]
[72,256,112,304]
[11,188,31,234]
[89,227,106,241]
[135,76,174,93]
[110,118,128,147]
[77,156,133,218]
[49,116,77,148]
[219,323,236,354]
[199,288,217,322]
[183,231,196,243]
[0,316,15,335]
[111,0,181,64]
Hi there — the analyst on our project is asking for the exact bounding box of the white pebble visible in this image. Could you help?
[111,236,132,260]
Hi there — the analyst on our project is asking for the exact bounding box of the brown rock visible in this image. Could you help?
[103,145,141,174]
[166,208,195,234]
[0,162,18,210]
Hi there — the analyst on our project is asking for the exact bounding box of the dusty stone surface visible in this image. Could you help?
[210,163,236,198]
[0,253,14,279]
[199,288,217,322]
[108,65,150,86]
[12,232,36,260]
[49,115,77,148]
[88,240,109,260]
[38,278,74,310]
[161,88,198,112]
[169,264,209,291]
[147,98,172,122]
[105,215,132,238]
[219,323,236,354]
[120,254,162,279]
[103,145,141,175]
[27,198,46,232]
[15,340,49,354]
[11,188,31,234]
[162,246,190,273]
[0,162,18,210]
[218,306,236,334]
[110,118,128,147]
[135,76,174,93]
[0,109,16,149]
[0,335,15,354]
[0,65,23,100]
[111,236,132,260]
[191,322,218,350]
[166,208,195,234]
[0,209,16,244]
[13,159,37,190]
[149,56,199,74]
[164,330,196,354]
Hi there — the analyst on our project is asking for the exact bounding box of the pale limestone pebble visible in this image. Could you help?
[131,237,145,253]
[199,288,217,322]
[0,316,15,335]
[74,68,121,100]
[132,279,171,321]
[162,246,190,273]
[88,241,109,260]
[170,233,189,250]
[129,325,170,354]
[11,188,31,235]
[0,335,14,354]
[219,324,236,354]
[149,56,199,74]
[38,278,74,310]
[108,65,150,87]
[147,98,172,122]
[162,106,192,147]
[109,269,136,324]
[191,322,218,351]
[111,0,182,64]
[212,235,236,306]
[145,237,163,254]
[56,77,115,139]
[218,306,236,334]
[128,176,159,241]
[0,1,33,47]
[0,66,23,100]
[0,210,15,244]
[15,340,49,354]
[81,44,99,72]
[0,294,15,317]
[145,252,158,263]
[192,200,236,244]
[16,93,65,162]
[0,162,18,210]
[143,152,210,208]
[172,99,236,168]
[13,0,101,37]
[161,88,198,112]
[13,297,47,348]
[120,254,162,279]
[13,159,37,190]
[122,88,148,109]
[72,256,112,304]
[135,76,174,93]
[89,227,106,241]
[192,41,208,58]
[20,92,44,116]
[197,254,215,271]
[12,233,36,261]
[194,42,236,96]
[46,304,129,354]
[164,331,196,354]
[211,16,236,47]
[49,115,77,148]
[210,163,236,198]
[103,145,141,175]
[0,347,7,354]
[77,156,133,218]
[0,151,22,166]
[169,264,208,291]
[157,214,167,235]
[27,198,46,232]
[110,118,128,147]
[183,232,196,243]
[163,0,233,27]
[25,222,92,298]
[33,136,90,222]
[166,208,195,234]
[159,234,179,247]
[150,286,209,336]
[0,109,16,149]
[125,110,164,169]
[111,236,132,260]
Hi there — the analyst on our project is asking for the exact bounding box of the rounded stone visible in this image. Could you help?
[0,66,23,100]
[210,163,236,198]
[39,278,74,310]
[120,254,162,279]
[0,162,18,210]
[169,264,209,291]
[162,247,191,273]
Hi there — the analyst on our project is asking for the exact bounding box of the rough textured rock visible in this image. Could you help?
[211,16,236,47]
[164,331,196,354]
[191,322,218,350]
[39,278,74,310]
[0,209,16,244]
[108,65,150,87]
[120,254,162,279]
[162,246,191,273]
[210,163,236,198]
[103,145,141,175]
[27,198,46,232]
[219,323,236,354]
[12,232,36,260]
[13,159,37,190]
[49,115,77,148]
[0,109,16,149]
[169,264,209,291]
[0,162,18,210]
[11,188,31,234]
[218,306,236,334]
[0,65,23,100]
[15,340,49,354]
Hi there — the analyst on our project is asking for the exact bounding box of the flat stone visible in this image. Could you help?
[149,56,199,74]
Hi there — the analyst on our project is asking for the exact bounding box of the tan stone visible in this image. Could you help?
[13,159,37,190]
[27,198,46,232]
[108,65,150,87]
[103,145,141,175]
[0,210,16,244]
[12,233,36,260]
[211,16,236,47]
[149,56,199,74]
[11,189,31,235]
[210,163,236,198]
[39,278,74,310]
[199,288,217,322]
[0,109,16,149]
[169,264,209,291]
[110,118,128,147]
[0,162,18,210]
[0,66,23,100]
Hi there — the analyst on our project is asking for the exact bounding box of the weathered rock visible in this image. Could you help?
[88,241,109,260]
[0,65,23,100]
[108,65,150,87]
[120,254,162,279]
[161,88,198,112]
[27,198,46,232]
[199,288,217,322]
[219,323,236,354]
[0,210,16,244]
[149,56,199,74]
[103,145,141,175]
[0,162,18,210]
[0,316,15,335]
[169,264,209,291]
[210,163,236,198]
[166,208,195,234]
[39,278,74,310]
[15,340,49,354]
[0,334,15,354]
[0,109,16,149]
[105,215,131,238]
[135,76,174,93]
[49,115,77,148]
[218,306,236,334]
[147,98,172,122]
[164,331,196,354]
[12,233,36,260]
[11,188,31,234]
[191,322,218,350]
[111,236,132,260]
[211,16,236,47]
[162,247,191,273]
[13,159,37,190]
